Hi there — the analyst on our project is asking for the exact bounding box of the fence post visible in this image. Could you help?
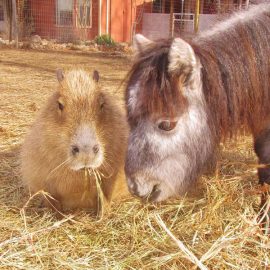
[12,0,18,48]
[4,0,12,42]
[169,0,174,37]
[194,0,200,33]
[98,0,102,36]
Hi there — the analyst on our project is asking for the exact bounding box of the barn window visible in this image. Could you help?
[56,0,73,26]
[76,0,92,28]
[152,0,162,13]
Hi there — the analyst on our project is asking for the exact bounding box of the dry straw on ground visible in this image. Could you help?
[0,48,269,269]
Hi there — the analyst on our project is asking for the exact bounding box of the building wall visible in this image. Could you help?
[28,0,134,43]
[2,0,161,43]
[109,0,133,43]
[133,0,151,38]
[29,0,99,41]
[0,0,5,33]
[29,0,55,38]
[142,13,170,40]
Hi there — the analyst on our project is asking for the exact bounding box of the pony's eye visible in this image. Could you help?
[58,101,64,111]
[158,120,177,131]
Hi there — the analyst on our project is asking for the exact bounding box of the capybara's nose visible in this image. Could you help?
[71,144,100,156]
[71,145,80,155]
[92,144,99,154]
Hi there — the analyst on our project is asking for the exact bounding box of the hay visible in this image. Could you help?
[0,48,269,269]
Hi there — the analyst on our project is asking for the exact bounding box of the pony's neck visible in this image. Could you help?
[191,5,270,139]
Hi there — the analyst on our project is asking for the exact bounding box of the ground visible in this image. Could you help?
[0,48,269,270]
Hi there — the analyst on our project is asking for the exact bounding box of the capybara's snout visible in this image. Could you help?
[69,124,103,171]
[70,143,100,156]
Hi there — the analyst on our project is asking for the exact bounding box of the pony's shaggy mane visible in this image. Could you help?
[193,4,270,138]
[127,4,270,138]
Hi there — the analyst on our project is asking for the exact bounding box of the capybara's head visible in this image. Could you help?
[43,69,122,172]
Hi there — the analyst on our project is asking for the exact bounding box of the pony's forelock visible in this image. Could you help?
[126,40,189,125]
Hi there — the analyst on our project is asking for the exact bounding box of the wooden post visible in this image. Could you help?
[12,0,18,48]
[4,0,12,42]
[239,0,242,9]
[194,0,200,33]
[98,0,102,36]
[185,0,191,14]
[169,0,174,37]
[200,0,204,14]
[217,0,221,13]
[162,0,166,13]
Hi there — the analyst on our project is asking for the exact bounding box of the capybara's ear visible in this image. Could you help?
[93,70,99,83]
[56,69,65,83]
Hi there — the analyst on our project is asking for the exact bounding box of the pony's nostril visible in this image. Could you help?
[71,145,80,155]
[147,184,161,202]
[127,177,139,196]
[93,144,100,154]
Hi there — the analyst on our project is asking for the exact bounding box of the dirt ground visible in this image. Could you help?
[0,48,269,269]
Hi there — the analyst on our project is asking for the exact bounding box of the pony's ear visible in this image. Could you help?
[133,34,153,54]
[168,38,197,77]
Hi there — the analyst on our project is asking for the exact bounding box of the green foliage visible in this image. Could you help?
[94,34,115,46]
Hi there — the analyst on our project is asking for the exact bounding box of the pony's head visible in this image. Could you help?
[125,35,214,202]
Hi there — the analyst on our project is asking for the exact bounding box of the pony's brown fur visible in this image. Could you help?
[193,7,270,138]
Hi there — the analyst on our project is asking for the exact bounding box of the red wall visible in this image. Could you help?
[101,0,133,43]
[28,0,136,43]
[29,0,99,41]
[30,0,56,38]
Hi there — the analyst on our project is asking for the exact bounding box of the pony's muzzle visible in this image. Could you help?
[127,176,161,202]
[142,184,161,203]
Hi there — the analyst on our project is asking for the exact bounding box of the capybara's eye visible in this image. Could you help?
[99,95,105,110]
[158,120,177,131]
[58,101,64,111]
[100,102,105,110]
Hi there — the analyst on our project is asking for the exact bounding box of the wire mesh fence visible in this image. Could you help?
[0,0,265,45]
[133,0,251,40]
[0,0,98,43]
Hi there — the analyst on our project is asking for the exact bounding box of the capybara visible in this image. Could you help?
[21,68,128,212]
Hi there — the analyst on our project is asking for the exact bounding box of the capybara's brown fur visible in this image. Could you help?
[21,69,128,212]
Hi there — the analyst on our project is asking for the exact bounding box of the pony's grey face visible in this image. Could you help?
[125,35,213,202]
[125,116,190,202]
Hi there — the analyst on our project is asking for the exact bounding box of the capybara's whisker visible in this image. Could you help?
[102,158,114,171]
[100,163,114,178]
[45,158,71,180]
